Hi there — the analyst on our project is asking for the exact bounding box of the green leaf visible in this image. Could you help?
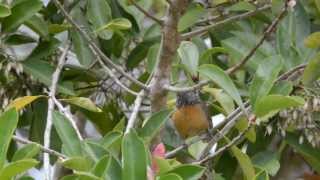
[228,1,256,12]
[254,170,269,180]
[87,0,113,40]
[286,133,320,174]
[139,109,171,142]
[126,38,158,69]
[252,151,280,176]
[165,164,205,180]
[249,55,283,108]
[100,131,122,149]
[0,109,19,169]
[96,18,132,32]
[158,173,183,180]
[61,157,93,171]
[7,95,44,111]
[199,64,245,111]
[147,43,160,73]
[230,146,255,180]
[122,131,147,180]
[61,97,102,112]
[178,4,205,32]
[12,144,40,162]
[48,24,71,34]
[26,37,60,61]
[0,159,38,180]
[200,47,228,65]
[70,30,95,67]
[255,95,305,118]
[73,172,101,180]
[304,32,320,48]
[204,87,234,114]
[0,4,11,18]
[269,81,293,96]
[24,15,49,40]
[4,34,36,45]
[91,155,109,178]
[178,41,199,75]
[1,0,42,32]
[302,53,320,86]
[22,60,75,96]
[52,111,82,157]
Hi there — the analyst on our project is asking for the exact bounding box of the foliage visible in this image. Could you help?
[1,0,320,179]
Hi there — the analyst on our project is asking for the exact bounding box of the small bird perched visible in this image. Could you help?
[172,90,212,139]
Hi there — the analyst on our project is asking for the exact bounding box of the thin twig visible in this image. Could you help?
[125,90,146,134]
[164,80,209,92]
[130,0,163,25]
[180,4,272,40]
[13,135,67,159]
[90,46,139,96]
[44,43,70,180]
[195,126,251,165]
[52,0,148,90]
[52,97,83,140]
[226,4,288,74]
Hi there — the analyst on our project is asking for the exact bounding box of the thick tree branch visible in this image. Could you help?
[226,4,288,74]
[52,0,148,90]
[44,43,69,180]
[149,0,189,113]
[13,135,67,159]
[130,0,163,25]
[180,4,272,40]
[125,90,146,134]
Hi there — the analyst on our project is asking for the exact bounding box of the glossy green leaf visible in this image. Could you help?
[26,37,60,61]
[165,164,205,180]
[204,87,234,114]
[302,53,320,86]
[147,43,160,73]
[230,145,255,180]
[7,95,43,111]
[48,24,71,34]
[2,0,42,32]
[178,4,205,32]
[73,172,101,180]
[92,155,109,178]
[0,109,19,169]
[97,18,132,32]
[12,144,40,162]
[269,81,293,96]
[178,41,199,75]
[199,64,245,111]
[255,95,305,118]
[158,173,183,180]
[252,151,280,176]
[0,159,38,180]
[61,157,93,171]
[82,141,109,162]
[254,170,269,180]
[61,97,102,112]
[0,4,11,17]
[126,38,158,69]
[286,133,320,173]
[87,0,113,40]
[4,34,36,45]
[200,47,228,65]
[122,131,147,180]
[24,15,49,40]
[229,1,256,12]
[100,131,122,149]
[304,32,320,48]
[52,111,82,157]
[139,109,171,142]
[22,60,75,96]
[249,55,283,108]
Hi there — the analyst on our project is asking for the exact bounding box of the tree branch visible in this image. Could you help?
[226,4,288,74]
[125,90,146,134]
[52,0,148,90]
[44,43,70,180]
[13,135,67,159]
[180,4,272,40]
[130,0,163,25]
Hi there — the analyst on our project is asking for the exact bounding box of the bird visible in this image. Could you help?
[171,90,212,139]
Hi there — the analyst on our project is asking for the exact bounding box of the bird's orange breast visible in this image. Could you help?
[172,104,210,139]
